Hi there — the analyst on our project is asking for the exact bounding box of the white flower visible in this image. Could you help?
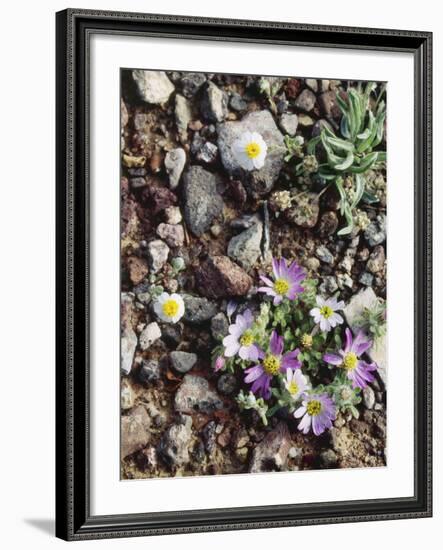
[232,131,267,171]
[153,292,185,323]
[284,369,309,400]
[309,296,345,333]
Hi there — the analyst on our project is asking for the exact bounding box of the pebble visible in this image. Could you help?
[139,322,161,351]
[200,81,228,123]
[316,244,335,264]
[132,70,174,104]
[138,359,160,384]
[279,113,298,136]
[182,166,224,236]
[305,78,319,92]
[127,256,149,285]
[121,326,137,375]
[249,422,291,473]
[181,72,206,98]
[196,141,218,164]
[294,88,317,111]
[366,245,386,273]
[318,211,339,236]
[121,385,135,410]
[227,221,263,271]
[217,373,238,395]
[164,148,186,190]
[319,275,338,294]
[229,93,247,112]
[364,214,386,246]
[196,255,253,298]
[121,405,150,458]
[147,239,170,273]
[175,94,192,141]
[174,374,223,414]
[156,223,184,247]
[363,386,376,409]
[182,294,218,324]
[318,90,342,119]
[359,271,374,286]
[157,415,193,468]
[164,205,182,225]
[211,312,229,341]
[170,351,198,373]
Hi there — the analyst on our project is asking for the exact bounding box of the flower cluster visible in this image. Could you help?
[215,256,379,437]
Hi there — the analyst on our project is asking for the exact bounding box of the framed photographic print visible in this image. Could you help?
[55,9,432,541]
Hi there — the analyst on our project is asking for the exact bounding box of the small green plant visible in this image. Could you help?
[296,82,386,235]
[326,371,362,419]
[355,299,387,340]
[284,135,305,162]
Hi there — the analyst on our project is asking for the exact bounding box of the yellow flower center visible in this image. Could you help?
[274,278,290,296]
[306,400,322,416]
[162,299,179,318]
[245,141,261,159]
[263,354,281,376]
[343,352,358,371]
[320,305,334,319]
[240,331,254,347]
[288,381,299,395]
[301,333,313,349]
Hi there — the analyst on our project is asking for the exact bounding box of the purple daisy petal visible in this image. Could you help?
[351,330,372,355]
[244,365,264,383]
[270,330,284,356]
[323,353,343,366]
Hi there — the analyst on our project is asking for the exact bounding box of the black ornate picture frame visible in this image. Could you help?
[55,8,432,541]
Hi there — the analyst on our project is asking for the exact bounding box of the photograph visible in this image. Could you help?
[119,68,387,479]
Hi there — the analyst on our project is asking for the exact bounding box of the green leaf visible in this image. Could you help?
[333,150,354,171]
[351,173,365,208]
[306,135,321,155]
[348,151,378,174]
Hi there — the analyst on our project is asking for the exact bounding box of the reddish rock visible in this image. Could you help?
[121,405,150,459]
[149,186,177,214]
[126,256,149,285]
[285,78,302,99]
[196,255,252,298]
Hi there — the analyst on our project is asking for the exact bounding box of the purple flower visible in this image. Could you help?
[294,393,336,435]
[223,309,259,361]
[258,257,306,306]
[323,328,377,389]
[214,356,225,372]
[244,330,301,399]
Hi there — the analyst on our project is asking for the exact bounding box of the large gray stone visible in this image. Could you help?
[175,94,192,141]
[217,110,285,197]
[132,70,174,105]
[182,166,224,236]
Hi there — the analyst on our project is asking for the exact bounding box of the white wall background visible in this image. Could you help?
[0,0,440,547]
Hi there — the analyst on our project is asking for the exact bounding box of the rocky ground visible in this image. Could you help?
[120,70,387,479]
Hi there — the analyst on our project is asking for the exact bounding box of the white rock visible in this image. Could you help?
[121,385,135,410]
[164,206,182,225]
[139,322,162,351]
[121,326,137,375]
[165,148,186,190]
[132,70,174,105]
[175,94,192,140]
[147,239,170,273]
[279,113,298,136]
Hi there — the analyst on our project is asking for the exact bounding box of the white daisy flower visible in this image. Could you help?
[232,131,267,171]
[153,292,185,324]
[309,296,345,333]
[284,369,309,401]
